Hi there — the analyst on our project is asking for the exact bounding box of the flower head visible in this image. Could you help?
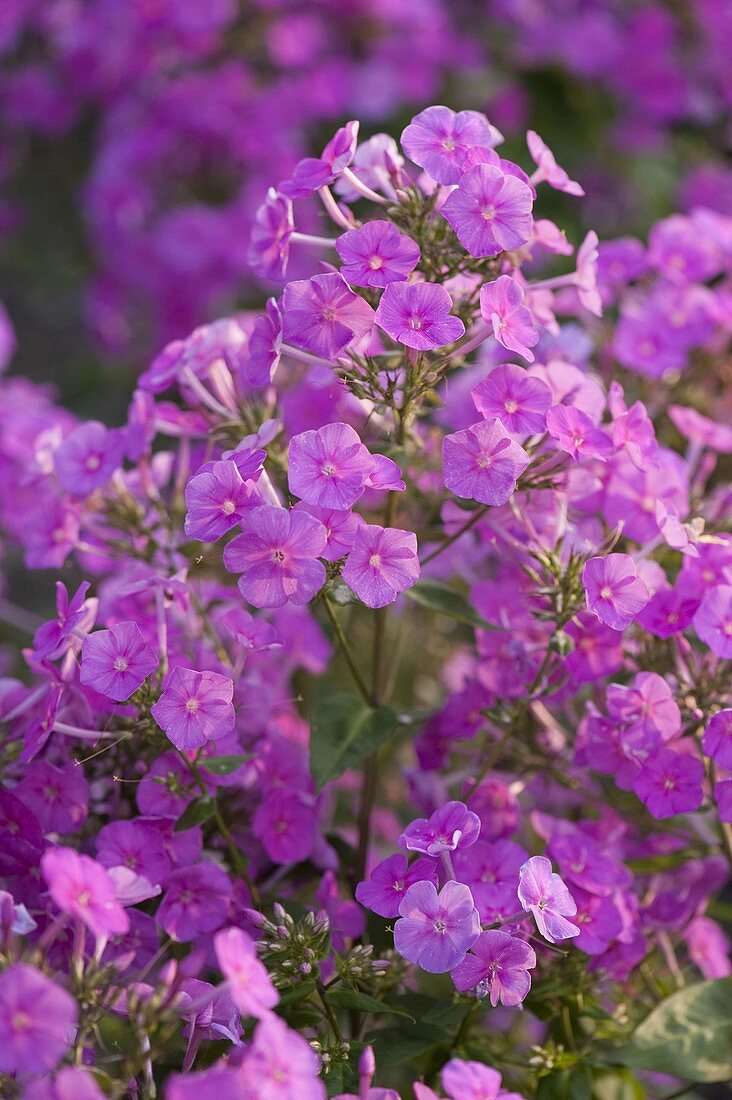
[336,221,419,288]
[479,277,538,362]
[80,621,158,701]
[214,927,279,1019]
[400,801,481,857]
[442,419,530,505]
[282,273,374,360]
[693,585,732,658]
[517,855,579,943]
[375,281,464,351]
[151,667,235,751]
[248,189,294,281]
[342,524,419,608]
[472,364,551,435]
[0,963,77,1076]
[634,747,704,819]
[55,421,125,496]
[583,554,650,631]
[442,164,534,257]
[546,404,613,462]
[156,863,232,942]
[451,930,536,1006]
[41,846,130,938]
[401,106,502,185]
[355,854,439,919]
[223,505,327,608]
[288,422,373,509]
[527,130,584,196]
[393,880,480,973]
[184,458,262,542]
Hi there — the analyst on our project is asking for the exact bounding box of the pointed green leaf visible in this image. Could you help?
[325,988,414,1021]
[404,579,498,629]
[199,754,251,776]
[174,796,215,832]
[310,694,398,790]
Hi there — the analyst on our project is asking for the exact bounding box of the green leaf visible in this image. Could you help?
[277,981,317,1007]
[592,1070,646,1100]
[174,796,215,832]
[370,1030,447,1067]
[613,977,732,1083]
[310,694,398,790]
[325,988,414,1021]
[199,754,251,776]
[404,579,498,630]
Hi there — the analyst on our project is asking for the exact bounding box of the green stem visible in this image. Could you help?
[420,504,488,566]
[322,595,371,705]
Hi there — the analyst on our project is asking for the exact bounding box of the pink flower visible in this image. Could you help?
[401,105,502,185]
[238,1014,326,1100]
[156,863,232,942]
[527,130,584,196]
[442,165,534,257]
[294,503,364,561]
[151,667,235,751]
[288,422,374,509]
[336,221,420,288]
[374,281,464,350]
[33,580,96,661]
[574,231,603,317]
[244,298,282,387]
[80,621,158,701]
[668,405,732,454]
[546,404,613,461]
[634,747,705,819]
[252,786,318,864]
[282,273,374,360]
[582,554,650,631]
[702,709,732,769]
[479,277,538,362]
[693,584,732,658]
[399,801,481,856]
[41,846,130,938]
[0,963,78,1076]
[184,459,262,542]
[442,419,530,505]
[247,189,294,281]
[440,1059,526,1100]
[54,421,126,496]
[342,524,419,608]
[451,930,536,1005]
[517,856,579,943]
[223,506,327,608]
[393,880,480,973]
[214,927,279,1019]
[471,363,551,435]
[355,854,439,919]
[280,121,359,198]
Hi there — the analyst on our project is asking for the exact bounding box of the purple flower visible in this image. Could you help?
[244,298,282,387]
[401,106,502,185]
[184,459,262,542]
[582,554,650,631]
[33,580,96,661]
[239,1014,325,1100]
[156,862,232,941]
[693,585,732,658]
[23,1067,106,1100]
[374,282,464,351]
[393,880,480,973]
[247,189,294,281]
[453,839,527,922]
[400,801,481,857]
[80,621,158,701]
[634,747,705,819]
[527,130,584,196]
[282,273,374,360]
[471,364,551,435]
[479,277,538,362]
[280,121,359,198]
[96,820,171,886]
[336,221,419,288]
[442,419,530,505]
[703,710,732,769]
[342,524,419,608]
[517,856,580,943]
[54,421,126,496]
[574,231,603,317]
[355,854,439,919]
[439,1060,526,1100]
[295,503,364,562]
[18,760,88,835]
[451,930,536,1006]
[288,422,373,509]
[151,667,235,751]
[223,505,327,608]
[41,846,130,938]
[546,404,613,462]
[214,926,279,1018]
[252,786,318,864]
[220,608,281,652]
[442,164,534,257]
[0,963,77,1076]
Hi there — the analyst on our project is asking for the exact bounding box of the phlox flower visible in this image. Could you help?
[0,963,78,1076]
[247,188,294,281]
[401,105,503,185]
[294,502,364,561]
[574,231,603,316]
[280,120,359,199]
[527,130,584,196]
[184,458,262,542]
[18,759,88,835]
[54,420,126,496]
[342,523,419,608]
[238,1014,326,1100]
[41,846,130,938]
[582,554,650,631]
[288,422,373,509]
[96,819,171,887]
[80,621,158,701]
[23,1066,106,1100]
[167,1067,242,1100]
[479,277,538,362]
[223,505,327,608]
[693,584,732,658]
[634,747,704,819]
[244,297,282,387]
[471,363,551,435]
[517,855,580,943]
[374,281,464,350]
[220,608,281,652]
[451,930,536,1006]
[442,1059,526,1100]
[156,863,232,942]
[151,666,235,751]
[399,800,481,856]
[393,880,480,973]
[33,580,96,661]
[442,164,534,257]
[252,786,318,864]
[442,418,530,505]
[546,404,613,462]
[282,273,374,360]
[336,221,419,288]
[702,710,732,769]
[214,927,279,1019]
[355,853,439,919]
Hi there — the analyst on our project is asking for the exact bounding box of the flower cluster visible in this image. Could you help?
[0,106,730,1099]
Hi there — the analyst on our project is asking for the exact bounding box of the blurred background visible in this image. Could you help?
[0,0,730,422]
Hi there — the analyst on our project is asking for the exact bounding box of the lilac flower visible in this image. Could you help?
[517,856,580,943]
[54,421,126,496]
[282,273,374,360]
[400,801,481,857]
[634,748,705,819]
[295,503,364,562]
[280,121,359,198]
[239,1014,326,1100]
[80,621,158,701]
[252,786,318,864]
[33,580,96,661]
[393,880,480,973]
[702,710,732,769]
[336,221,419,288]
[442,419,530,505]
[451,930,536,1005]
[151,667,235,751]
[453,839,527,922]
[574,231,603,316]
[401,106,503,185]
[693,585,732,658]
[582,554,650,631]
[220,608,281,652]
[0,963,77,1076]
[374,281,464,350]
[18,760,88,835]
[244,298,282,387]
[184,459,262,542]
[214,926,279,1018]
[23,1067,106,1100]
[223,505,327,608]
[442,164,534,256]
[355,854,439,918]
[96,820,171,886]
[527,130,584,196]
[288,422,373,509]
[471,364,551,435]
[479,277,538,362]
[342,524,419,608]
[41,846,130,938]
[247,188,294,281]
[156,862,232,941]
[441,1059,526,1100]
[546,404,613,462]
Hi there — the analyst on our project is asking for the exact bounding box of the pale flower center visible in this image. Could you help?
[221,499,236,514]
[369,255,384,269]
[600,586,613,600]
[504,399,518,414]
[185,698,200,713]
[11,1010,31,1032]
[433,918,447,933]
[114,657,129,672]
[369,553,382,569]
[321,462,337,477]
[476,454,492,469]
[481,206,496,221]
[85,454,102,472]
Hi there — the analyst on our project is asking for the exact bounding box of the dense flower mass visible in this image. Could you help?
[0,99,731,1100]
